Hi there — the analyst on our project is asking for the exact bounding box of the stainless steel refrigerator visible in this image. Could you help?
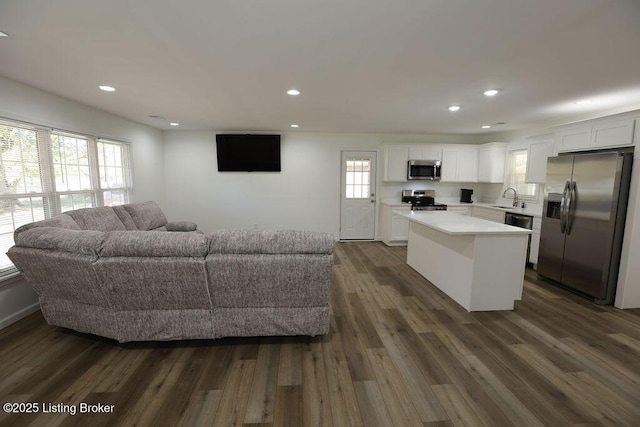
[538,150,633,304]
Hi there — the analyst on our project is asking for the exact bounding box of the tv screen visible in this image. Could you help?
[216,134,281,172]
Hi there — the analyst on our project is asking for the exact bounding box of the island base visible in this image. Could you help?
[407,221,528,311]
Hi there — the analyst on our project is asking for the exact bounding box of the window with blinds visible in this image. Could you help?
[507,149,538,200]
[0,119,133,280]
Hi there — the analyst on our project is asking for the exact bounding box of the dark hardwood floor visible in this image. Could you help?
[1,241,640,426]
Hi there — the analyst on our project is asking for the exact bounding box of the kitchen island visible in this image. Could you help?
[394,211,532,311]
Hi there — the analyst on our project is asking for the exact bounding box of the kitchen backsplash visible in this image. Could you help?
[380,181,504,203]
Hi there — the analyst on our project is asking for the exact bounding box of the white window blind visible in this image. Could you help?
[97,140,131,206]
[0,119,133,280]
[507,149,538,200]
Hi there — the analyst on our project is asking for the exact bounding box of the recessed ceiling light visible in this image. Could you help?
[574,99,592,105]
[482,125,491,129]
[448,105,461,112]
[290,124,299,128]
[287,89,301,96]
[0,31,8,37]
[99,85,116,92]
[169,122,179,126]
[483,89,500,97]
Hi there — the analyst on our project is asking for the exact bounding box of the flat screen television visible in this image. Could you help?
[216,134,281,172]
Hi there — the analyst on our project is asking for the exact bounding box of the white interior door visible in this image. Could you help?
[340,151,377,240]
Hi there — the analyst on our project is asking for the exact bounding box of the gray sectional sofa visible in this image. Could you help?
[7,201,335,342]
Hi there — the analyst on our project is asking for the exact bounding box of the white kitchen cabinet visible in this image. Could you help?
[526,138,555,183]
[529,217,542,265]
[380,204,410,246]
[555,117,635,153]
[471,206,505,223]
[382,145,409,182]
[556,127,591,152]
[382,144,444,182]
[591,118,635,149]
[477,143,506,183]
[441,146,478,182]
[409,146,442,161]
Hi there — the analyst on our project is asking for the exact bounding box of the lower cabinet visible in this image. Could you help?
[530,217,542,266]
[380,204,410,246]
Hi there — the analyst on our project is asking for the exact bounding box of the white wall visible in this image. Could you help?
[0,76,166,328]
[163,131,482,236]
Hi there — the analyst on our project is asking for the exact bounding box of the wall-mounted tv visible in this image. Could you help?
[216,134,281,172]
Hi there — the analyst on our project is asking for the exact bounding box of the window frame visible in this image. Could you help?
[0,118,133,282]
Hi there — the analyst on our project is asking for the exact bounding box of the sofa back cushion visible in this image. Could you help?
[13,227,105,256]
[209,229,335,254]
[112,205,139,230]
[123,201,168,231]
[100,230,208,257]
[66,206,127,232]
[14,213,80,235]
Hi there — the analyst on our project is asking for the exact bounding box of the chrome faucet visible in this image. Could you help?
[503,187,519,207]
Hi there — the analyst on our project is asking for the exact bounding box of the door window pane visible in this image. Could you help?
[345,157,371,199]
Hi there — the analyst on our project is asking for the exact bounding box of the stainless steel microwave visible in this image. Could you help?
[407,159,441,180]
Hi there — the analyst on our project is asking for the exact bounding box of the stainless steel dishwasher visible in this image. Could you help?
[505,212,534,267]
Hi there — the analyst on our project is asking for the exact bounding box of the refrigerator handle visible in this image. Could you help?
[566,181,577,235]
[560,180,570,234]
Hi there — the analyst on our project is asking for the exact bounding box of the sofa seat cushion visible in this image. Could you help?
[209,230,335,254]
[100,230,209,257]
[123,201,168,231]
[66,206,127,231]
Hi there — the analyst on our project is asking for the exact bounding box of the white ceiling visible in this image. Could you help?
[0,0,639,135]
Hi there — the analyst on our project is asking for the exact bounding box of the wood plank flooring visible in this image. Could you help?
[1,241,640,426]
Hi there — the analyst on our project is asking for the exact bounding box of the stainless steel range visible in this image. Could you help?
[401,189,447,211]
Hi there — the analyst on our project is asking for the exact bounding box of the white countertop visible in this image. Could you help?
[382,199,542,218]
[446,202,543,218]
[394,210,533,235]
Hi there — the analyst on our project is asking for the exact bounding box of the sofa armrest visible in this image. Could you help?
[100,230,208,257]
[13,227,105,256]
[166,221,198,232]
[209,230,335,254]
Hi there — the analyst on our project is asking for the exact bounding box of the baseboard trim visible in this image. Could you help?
[0,302,41,330]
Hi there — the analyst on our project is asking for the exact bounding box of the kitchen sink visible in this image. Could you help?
[490,205,514,210]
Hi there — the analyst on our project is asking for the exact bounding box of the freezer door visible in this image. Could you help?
[538,155,574,282]
[561,152,623,299]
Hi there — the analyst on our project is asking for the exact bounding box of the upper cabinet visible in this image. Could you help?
[526,138,555,183]
[477,143,506,183]
[555,118,635,154]
[381,141,504,183]
[556,127,591,152]
[381,144,442,182]
[381,145,410,182]
[591,118,635,149]
[441,145,478,182]
[408,146,442,161]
